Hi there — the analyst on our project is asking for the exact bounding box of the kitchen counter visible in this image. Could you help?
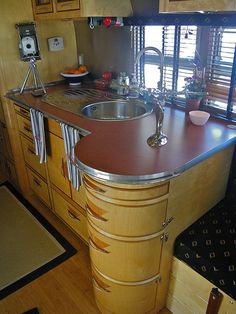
[7,85,236,183]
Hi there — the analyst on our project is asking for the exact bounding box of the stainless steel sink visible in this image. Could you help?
[80,100,151,120]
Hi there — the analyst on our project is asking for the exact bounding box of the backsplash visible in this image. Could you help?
[74,20,133,79]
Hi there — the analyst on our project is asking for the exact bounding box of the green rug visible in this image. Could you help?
[0,183,76,299]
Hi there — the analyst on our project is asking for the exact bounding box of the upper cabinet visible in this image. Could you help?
[80,0,132,17]
[32,0,160,19]
[159,0,236,13]
[32,0,81,20]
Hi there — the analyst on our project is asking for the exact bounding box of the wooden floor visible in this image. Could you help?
[0,188,172,314]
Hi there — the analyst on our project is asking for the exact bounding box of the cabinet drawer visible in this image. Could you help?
[14,104,30,119]
[21,136,46,178]
[16,114,33,139]
[46,118,62,138]
[88,220,163,282]
[92,266,159,314]
[55,0,80,12]
[86,188,168,237]
[27,167,50,208]
[46,132,71,196]
[84,175,169,201]
[52,188,88,242]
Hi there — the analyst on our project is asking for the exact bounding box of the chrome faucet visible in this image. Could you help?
[134,46,167,147]
[134,46,164,92]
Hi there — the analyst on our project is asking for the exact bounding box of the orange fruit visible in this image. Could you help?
[78,65,87,73]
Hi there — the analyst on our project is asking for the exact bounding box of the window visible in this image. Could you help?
[135,25,198,104]
[132,24,236,121]
[205,27,236,118]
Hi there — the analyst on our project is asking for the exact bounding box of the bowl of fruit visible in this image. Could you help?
[61,65,88,85]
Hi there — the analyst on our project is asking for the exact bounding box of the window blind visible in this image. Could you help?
[177,26,198,94]
[205,27,236,116]
[142,25,198,99]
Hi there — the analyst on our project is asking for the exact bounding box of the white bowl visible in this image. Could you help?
[60,71,89,85]
[189,110,210,126]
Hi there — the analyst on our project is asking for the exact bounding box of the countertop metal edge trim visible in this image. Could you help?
[6,94,91,137]
[76,158,175,184]
[76,138,236,184]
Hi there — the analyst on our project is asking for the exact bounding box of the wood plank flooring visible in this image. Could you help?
[0,192,172,314]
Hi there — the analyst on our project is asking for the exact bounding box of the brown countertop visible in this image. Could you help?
[7,85,236,183]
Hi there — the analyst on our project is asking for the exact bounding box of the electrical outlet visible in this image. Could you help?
[47,37,64,51]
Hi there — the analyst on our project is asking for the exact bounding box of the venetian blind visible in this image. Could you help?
[205,27,236,115]
[177,26,198,94]
[142,25,198,98]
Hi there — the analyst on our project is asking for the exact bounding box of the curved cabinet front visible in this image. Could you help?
[88,219,163,282]
[84,175,169,314]
[92,265,159,314]
[86,188,168,237]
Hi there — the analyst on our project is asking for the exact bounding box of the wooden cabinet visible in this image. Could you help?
[84,175,170,313]
[32,0,53,14]
[15,104,51,207]
[88,220,163,282]
[85,144,235,314]
[21,136,47,179]
[27,167,51,207]
[14,104,87,241]
[55,0,80,12]
[46,131,71,197]
[52,188,88,242]
[80,0,133,17]
[92,265,159,314]
[159,0,236,12]
[31,0,81,20]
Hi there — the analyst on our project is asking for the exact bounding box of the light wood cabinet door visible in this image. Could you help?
[32,0,54,14]
[84,174,169,201]
[92,266,159,314]
[88,220,163,282]
[46,132,71,197]
[55,0,80,12]
[159,0,236,12]
[16,114,33,140]
[27,167,51,208]
[52,188,88,242]
[86,188,168,237]
[21,136,46,179]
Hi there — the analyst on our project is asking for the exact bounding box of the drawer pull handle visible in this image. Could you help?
[67,207,81,221]
[60,3,71,7]
[23,124,32,133]
[20,108,29,116]
[83,177,106,194]
[92,277,110,293]
[27,147,35,155]
[86,204,107,222]
[33,177,41,187]
[162,216,174,228]
[89,237,109,254]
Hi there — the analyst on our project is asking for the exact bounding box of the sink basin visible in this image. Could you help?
[80,100,150,120]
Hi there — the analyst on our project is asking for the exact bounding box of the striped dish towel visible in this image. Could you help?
[60,122,81,191]
[30,108,46,163]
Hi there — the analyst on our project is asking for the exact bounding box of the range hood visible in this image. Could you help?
[80,0,159,17]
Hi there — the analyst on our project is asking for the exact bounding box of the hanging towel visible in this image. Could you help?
[30,108,46,163]
[60,122,81,191]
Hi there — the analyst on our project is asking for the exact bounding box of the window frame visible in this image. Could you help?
[134,24,236,122]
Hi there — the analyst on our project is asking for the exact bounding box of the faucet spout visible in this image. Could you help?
[134,46,164,91]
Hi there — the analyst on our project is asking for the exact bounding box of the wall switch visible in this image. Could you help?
[47,37,64,51]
